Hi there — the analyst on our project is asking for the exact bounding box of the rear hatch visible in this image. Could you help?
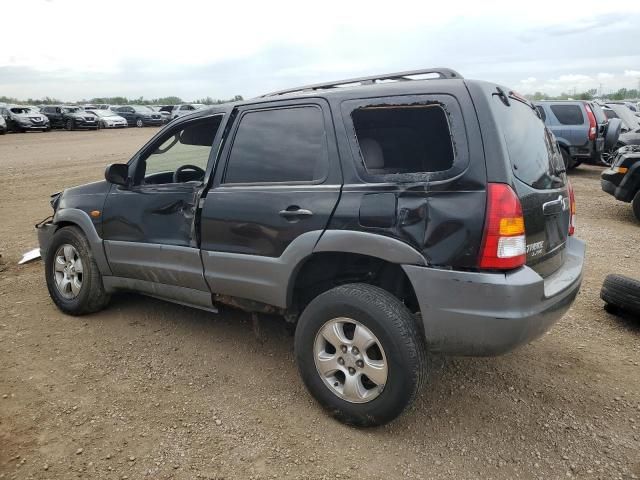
[490,92,571,277]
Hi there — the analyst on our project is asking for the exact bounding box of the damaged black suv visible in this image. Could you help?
[37,68,585,426]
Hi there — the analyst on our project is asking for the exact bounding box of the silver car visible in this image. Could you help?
[87,110,128,129]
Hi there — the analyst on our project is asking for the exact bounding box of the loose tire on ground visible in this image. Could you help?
[45,226,110,315]
[600,274,640,318]
[294,283,427,427]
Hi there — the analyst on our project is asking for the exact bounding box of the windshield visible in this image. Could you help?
[133,105,153,112]
[62,107,81,113]
[10,107,31,114]
[607,104,639,130]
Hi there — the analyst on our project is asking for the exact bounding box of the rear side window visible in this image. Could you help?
[224,106,328,184]
[550,104,584,125]
[351,105,453,176]
[535,106,546,122]
[351,104,453,175]
[492,97,565,189]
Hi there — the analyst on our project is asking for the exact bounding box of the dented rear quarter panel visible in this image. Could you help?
[326,81,488,269]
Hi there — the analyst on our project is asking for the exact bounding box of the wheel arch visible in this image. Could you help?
[53,208,112,275]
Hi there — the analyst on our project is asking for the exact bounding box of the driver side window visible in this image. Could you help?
[138,115,223,185]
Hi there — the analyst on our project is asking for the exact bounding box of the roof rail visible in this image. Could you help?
[259,68,463,98]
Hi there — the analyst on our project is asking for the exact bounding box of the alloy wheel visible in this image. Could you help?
[313,317,388,403]
[53,244,83,299]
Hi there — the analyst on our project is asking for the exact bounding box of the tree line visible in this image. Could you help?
[526,88,639,101]
[0,95,244,106]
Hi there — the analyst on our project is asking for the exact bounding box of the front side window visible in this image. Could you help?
[136,116,222,185]
[223,106,328,184]
[550,104,584,125]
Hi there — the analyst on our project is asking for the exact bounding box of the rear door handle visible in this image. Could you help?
[279,207,313,220]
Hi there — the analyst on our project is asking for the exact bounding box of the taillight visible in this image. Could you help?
[568,181,576,236]
[584,103,597,141]
[479,183,526,270]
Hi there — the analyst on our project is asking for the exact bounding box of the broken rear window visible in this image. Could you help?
[351,104,454,177]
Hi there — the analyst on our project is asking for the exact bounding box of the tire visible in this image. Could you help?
[44,226,110,315]
[294,283,427,427]
[65,119,74,131]
[560,147,576,170]
[632,191,640,222]
[600,274,640,317]
[135,118,144,128]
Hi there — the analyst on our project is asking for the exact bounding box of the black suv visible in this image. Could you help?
[601,145,640,221]
[42,106,98,130]
[36,69,585,426]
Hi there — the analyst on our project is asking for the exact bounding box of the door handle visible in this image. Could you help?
[279,207,313,220]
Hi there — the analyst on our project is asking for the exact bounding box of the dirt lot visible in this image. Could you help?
[0,129,639,480]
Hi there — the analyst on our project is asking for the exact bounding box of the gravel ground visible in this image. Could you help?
[0,129,639,480]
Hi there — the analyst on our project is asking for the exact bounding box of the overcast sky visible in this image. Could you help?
[1,0,639,101]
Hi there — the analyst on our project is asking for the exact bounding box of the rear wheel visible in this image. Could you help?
[560,147,576,170]
[294,283,427,427]
[135,118,144,128]
[45,226,110,315]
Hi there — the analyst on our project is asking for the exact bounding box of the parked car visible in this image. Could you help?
[36,68,585,426]
[0,114,6,134]
[170,103,207,119]
[114,105,163,127]
[601,145,640,221]
[534,100,618,169]
[41,105,98,130]
[149,105,171,124]
[86,109,128,129]
[0,105,51,132]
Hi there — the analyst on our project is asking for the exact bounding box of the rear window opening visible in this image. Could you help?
[352,105,454,176]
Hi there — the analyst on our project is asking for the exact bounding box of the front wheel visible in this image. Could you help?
[135,118,144,128]
[294,283,427,427]
[44,226,110,315]
[65,119,74,131]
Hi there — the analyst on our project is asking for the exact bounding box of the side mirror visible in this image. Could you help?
[105,163,129,186]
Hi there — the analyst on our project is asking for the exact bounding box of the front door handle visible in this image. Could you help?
[279,206,313,220]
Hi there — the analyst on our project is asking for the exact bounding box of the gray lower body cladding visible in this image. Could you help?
[402,237,585,356]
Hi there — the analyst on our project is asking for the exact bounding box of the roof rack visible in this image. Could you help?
[259,68,463,98]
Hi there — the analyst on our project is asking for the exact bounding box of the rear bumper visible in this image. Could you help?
[403,237,585,356]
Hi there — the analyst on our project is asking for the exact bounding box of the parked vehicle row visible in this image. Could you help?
[0,102,197,133]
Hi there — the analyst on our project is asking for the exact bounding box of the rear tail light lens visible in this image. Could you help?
[479,183,526,270]
[568,181,576,236]
[584,103,597,141]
